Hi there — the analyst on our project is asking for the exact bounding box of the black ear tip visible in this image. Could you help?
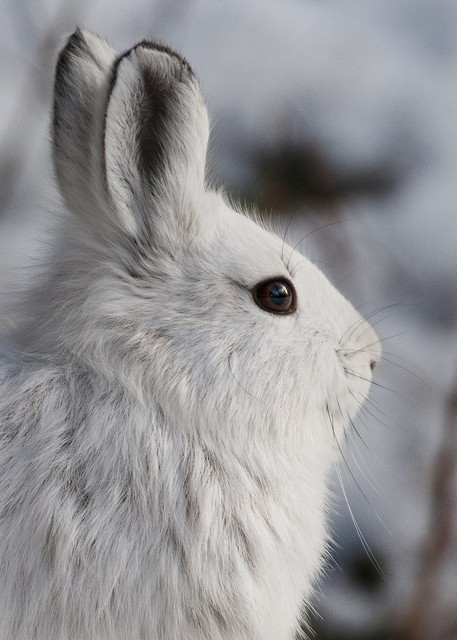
[132,40,195,77]
[62,27,87,56]
[69,27,85,44]
[55,28,87,82]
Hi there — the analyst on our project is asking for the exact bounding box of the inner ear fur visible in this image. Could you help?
[53,29,117,226]
[103,41,210,239]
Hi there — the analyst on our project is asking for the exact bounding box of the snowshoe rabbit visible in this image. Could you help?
[0,29,380,640]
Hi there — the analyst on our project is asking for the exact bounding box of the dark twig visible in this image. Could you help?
[388,376,457,640]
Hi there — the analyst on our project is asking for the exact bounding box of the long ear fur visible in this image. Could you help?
[103,42,210,239]
[53,30,210,241]
[53,29,117,230]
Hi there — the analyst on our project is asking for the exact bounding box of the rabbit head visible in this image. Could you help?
[46,30,379,453]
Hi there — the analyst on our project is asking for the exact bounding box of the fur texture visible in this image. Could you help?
[0,30,380,640]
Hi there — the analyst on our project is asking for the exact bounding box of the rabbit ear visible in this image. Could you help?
[53,29,117,230]
[103,42,210,239]
[54,33,209,241]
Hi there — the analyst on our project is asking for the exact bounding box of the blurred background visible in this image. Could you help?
[0,1,456,638]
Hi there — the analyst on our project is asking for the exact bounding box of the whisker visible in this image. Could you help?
[354,393,393,433]
[344,368,400,395]
[338,333,408,365]
[359,393,389,419]
[343,441,399,547]
[377,355,428,386]
[281,212,296,263]
[338,305,391,345]
[354,302,405,338]
[346,430,383,499]
[346,412,408,552]
[326,401,338,443]
[344,312,405,349]
[227,351,258,400]
[335,462,387,582]
[286,218,347,272]
[337,397,367,448]
[362,331,406,350]
[362,310,406,333]
[349,419,369,448]
[290,257,336,278]
[377,348,418,365]
[332,401,373,506]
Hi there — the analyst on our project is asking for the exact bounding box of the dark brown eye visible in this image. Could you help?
[253,278,297,314]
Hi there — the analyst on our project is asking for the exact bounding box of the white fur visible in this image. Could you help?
[0,30,380,640]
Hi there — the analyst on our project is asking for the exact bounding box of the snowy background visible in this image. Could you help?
[1,1,456,639]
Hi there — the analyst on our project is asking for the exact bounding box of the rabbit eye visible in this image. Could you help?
[253,278,297,314]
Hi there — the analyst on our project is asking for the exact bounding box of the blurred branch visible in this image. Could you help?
[388,378,457,640]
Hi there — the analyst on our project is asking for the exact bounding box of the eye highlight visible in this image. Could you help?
[253,278,297,314]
